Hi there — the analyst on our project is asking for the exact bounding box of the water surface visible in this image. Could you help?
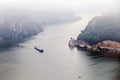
[0,15,119,80]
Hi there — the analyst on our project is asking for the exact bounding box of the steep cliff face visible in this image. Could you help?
[0,17,41,39]
[0,17,43,48]
[77,16,120,45]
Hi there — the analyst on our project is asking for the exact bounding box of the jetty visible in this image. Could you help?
[68,37,90,49]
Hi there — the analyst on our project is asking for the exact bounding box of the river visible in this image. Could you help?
[0,15,120,80]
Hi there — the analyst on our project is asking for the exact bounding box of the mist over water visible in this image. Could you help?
[0,0,120,80]
[0,0,118,15]
[0,16,116,80]
[0,14,119,80]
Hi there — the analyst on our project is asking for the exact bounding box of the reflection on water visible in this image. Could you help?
[0,15,120,80]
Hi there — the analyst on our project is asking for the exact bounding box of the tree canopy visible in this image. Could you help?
[77,16,120,45]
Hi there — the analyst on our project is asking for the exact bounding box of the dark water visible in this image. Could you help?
[0,17,120,80]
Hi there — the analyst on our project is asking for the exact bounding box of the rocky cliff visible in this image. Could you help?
[0,16,43,48]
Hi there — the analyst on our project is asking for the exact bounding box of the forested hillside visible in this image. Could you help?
[0,16,43,48]
[77,15,120,45]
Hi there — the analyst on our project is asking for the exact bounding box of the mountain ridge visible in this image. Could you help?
[77,15,120,45]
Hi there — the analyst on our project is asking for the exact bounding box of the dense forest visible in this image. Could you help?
[77,15,120,45]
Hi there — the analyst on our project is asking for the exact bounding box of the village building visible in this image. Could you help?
[95,40,120,48]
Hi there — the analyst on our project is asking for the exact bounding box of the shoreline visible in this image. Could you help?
[0,29,43,49]
[69,38,120,59]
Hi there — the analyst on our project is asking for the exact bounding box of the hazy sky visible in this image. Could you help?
[0,0,118,14]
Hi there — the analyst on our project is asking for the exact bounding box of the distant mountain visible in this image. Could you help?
[0,17,43,48]
[77,15,120,45]
[0,8,80,25]
[0,8,80,48]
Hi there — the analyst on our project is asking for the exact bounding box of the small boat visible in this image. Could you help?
[77,45,87,49]
[34,47,44,53]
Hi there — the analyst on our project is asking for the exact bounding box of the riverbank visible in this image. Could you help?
[0,29,43,49]
[69,39,120,59]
